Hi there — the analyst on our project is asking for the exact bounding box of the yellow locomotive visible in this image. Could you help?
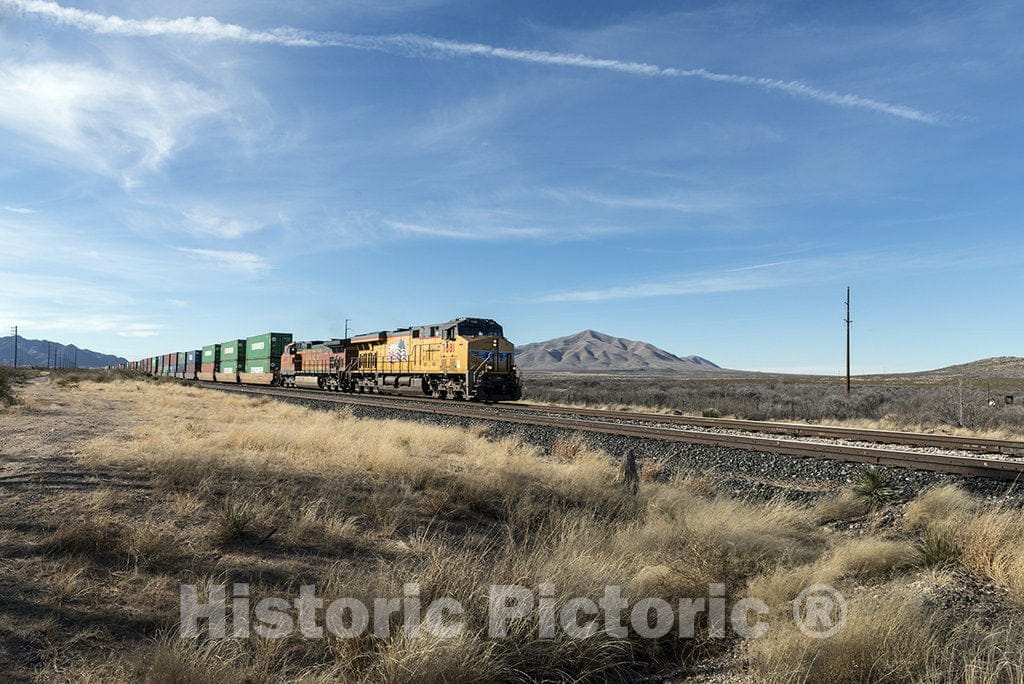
[349,317,520,400]
[279,317,521,401]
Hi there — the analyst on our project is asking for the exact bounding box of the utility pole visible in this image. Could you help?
[9,326,16,368]
[844,287,852,395]
[47,341,51,369]
[344,319,350,339]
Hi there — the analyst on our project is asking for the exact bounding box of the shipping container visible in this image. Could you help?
[184,348,201,379]
[177,352,186,366]
[215,364,239,383]
[245,332,293,361]
[202,344,221,366]
[220,340,246,363]
[244,358,274,374]
[200,362,216,373]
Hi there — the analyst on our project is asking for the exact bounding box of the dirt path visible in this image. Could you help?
[0,379,148,497]
[0,379,154,680]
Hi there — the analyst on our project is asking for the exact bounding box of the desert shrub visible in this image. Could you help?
[54,368,128,387]
[521,375,1024,435]
[0,367,14,405]
[701,407,721,418]
[933,380,990,429]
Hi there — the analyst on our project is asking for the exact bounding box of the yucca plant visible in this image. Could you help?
[852,466,897,508]
[918,527,959,568]
[218,493,258,542]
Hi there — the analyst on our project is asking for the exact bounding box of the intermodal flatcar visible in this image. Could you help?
[132,316,522,401]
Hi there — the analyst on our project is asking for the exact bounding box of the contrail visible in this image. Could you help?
[2,0,940,124]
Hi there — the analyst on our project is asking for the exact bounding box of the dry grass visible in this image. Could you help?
[811,490,870,524]
[746,581,935,683]
[60,380,831,680]
[747,538,920,612]
[6,378,1024,682]
[903,484,1024,601]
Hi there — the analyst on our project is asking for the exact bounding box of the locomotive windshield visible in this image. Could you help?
[457,320,503,337]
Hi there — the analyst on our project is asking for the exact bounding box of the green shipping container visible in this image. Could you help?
[245,332,293,361]
[219,361,240,374]
[220,340,246,362]
[177,352,186,365]
[202,344,221,363]
[244,358,275,374]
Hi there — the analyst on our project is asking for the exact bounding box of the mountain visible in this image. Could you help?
[515,330,720,373]
[0,336,127,369]
[895,356,1024,380]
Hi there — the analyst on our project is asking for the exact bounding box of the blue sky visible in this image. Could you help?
[1,1,1021,373]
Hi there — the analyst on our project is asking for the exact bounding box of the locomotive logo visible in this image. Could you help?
[386,339,409,362]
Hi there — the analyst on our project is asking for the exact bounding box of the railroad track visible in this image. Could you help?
[196,382,1024,481]
[501,404,1024,456]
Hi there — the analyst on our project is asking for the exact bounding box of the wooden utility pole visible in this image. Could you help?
[844,287,852,395]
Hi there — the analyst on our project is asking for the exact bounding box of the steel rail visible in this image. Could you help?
[499,403,1024,455]
[196,382,1024,481]
[194,380,1024,454]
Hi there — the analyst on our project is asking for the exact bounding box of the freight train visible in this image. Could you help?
[123,317,522,401]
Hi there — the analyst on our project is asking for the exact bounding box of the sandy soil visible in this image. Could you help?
[0,380,155,680]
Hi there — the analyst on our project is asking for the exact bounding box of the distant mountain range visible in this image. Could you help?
[0,336,127,369]
[874,356,1024,380]
[515,330,720,373]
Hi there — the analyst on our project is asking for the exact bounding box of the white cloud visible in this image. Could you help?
[546,188,737,214]
[2,0,321,45]
[541,264,791,302]
[116,323,161,337]
[3,0,941,124]
[0,59,224,184]
[389,221,545,240]
[2,205,34,214]
[538,245,1022,303]
[0,271,134,307]
[177,247,269,274]
[0,309,162,336]
[184,209,263,239]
